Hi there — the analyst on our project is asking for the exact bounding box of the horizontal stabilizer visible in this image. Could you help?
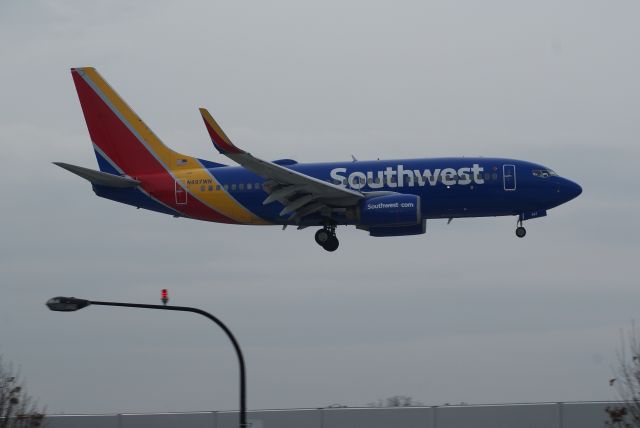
[54,162,140,188]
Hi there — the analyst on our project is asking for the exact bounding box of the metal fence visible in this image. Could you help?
[43,401,622,428]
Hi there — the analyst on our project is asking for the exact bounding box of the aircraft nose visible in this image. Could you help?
[560,178,582,202]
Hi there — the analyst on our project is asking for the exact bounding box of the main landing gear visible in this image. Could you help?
[515,216,527,238]
[315,225,339,252]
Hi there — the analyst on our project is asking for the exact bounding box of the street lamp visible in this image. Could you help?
[46,296,248,428]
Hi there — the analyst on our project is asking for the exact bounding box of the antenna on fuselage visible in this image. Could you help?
[351,154,358,162]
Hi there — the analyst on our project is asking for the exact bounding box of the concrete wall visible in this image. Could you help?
[435,403,559,428]
[324,407,434,428]
[42,402,622,428]
[122,412,215,428]
[218,409,322,428]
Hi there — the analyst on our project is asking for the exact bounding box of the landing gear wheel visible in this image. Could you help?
[315,229,330,245]
[515,226,527,238]
[322,236,339,252]
[315,223,339,251]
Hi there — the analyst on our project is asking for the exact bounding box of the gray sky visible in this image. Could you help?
[1,0,639,414]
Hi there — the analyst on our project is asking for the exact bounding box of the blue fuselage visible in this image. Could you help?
[92,156,582,226]
[183,157,582,225]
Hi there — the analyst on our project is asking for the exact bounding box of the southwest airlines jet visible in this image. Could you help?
[57,68,582,251]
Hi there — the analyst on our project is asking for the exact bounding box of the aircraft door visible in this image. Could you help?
[503,164,516,191]
[175,179,188,205]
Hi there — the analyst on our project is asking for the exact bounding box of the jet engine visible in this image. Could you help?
[358,194,421,227]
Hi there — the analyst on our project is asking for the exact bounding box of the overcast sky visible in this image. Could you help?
[1,0,639,415]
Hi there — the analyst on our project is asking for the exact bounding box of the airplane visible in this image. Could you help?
[56,67,582,252]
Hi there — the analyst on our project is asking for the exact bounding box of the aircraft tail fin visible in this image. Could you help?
[71,67,223,176]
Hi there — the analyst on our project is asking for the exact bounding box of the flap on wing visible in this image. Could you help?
[54,162,140,188]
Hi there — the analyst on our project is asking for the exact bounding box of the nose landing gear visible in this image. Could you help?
[515,216,526,238]
[315,225,339,252]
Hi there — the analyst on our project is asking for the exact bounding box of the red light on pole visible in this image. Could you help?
[161,289,168,305]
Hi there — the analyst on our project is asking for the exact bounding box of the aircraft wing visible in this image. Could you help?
[199,108,363,222]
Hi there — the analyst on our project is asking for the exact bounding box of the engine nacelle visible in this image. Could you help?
[369,220,426,237]
[359,194,422,227]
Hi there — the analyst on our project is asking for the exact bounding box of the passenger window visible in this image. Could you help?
[223,184,229,191]
[239,183,244,190]
[208,185,213,191]
[256,183,261,190]
[200,185,205,191]
[247,183,253,190]
[216,185,221,191]
[492,173,498,180]
[484,172,490,181]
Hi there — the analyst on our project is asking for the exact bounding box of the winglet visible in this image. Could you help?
[199,108,245,155]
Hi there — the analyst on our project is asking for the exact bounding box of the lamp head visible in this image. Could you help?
[46,297,91,312]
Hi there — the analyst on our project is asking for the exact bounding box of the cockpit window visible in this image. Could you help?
[532,169,558,178]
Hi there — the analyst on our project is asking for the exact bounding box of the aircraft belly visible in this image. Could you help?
[420,188,512,218]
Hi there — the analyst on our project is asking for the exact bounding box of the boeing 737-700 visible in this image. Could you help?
[56,68,582,251]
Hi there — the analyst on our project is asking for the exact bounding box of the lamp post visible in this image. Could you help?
[46,296,247,428]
